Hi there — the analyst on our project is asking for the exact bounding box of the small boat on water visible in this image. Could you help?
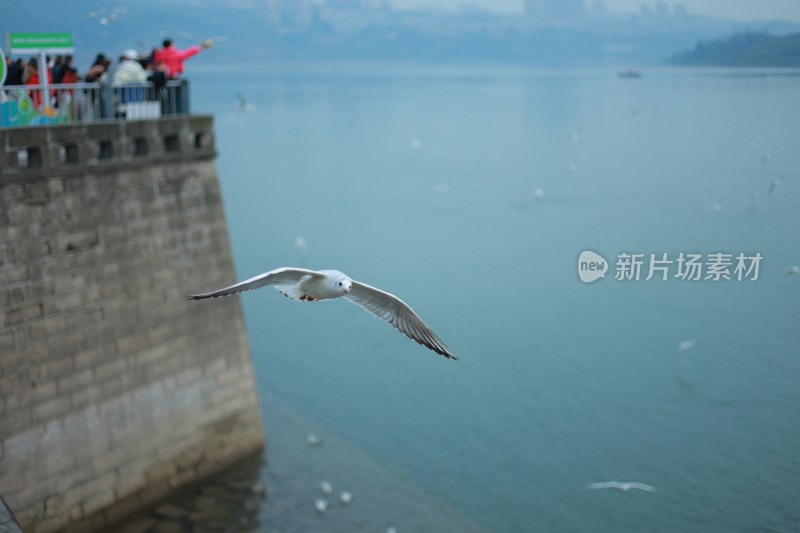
[618,68,642,79]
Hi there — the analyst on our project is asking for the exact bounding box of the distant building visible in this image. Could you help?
[226,0,257,8]
[326,0,384,8]
[525,0,585,22]
[589,0,607,19]
[525,0,546,17]
[673,3,690,19]
[551,0,585,20]
[261,0,313,31]
[318,0,388,32]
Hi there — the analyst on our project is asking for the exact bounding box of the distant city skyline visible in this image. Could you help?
[388,0,800,21]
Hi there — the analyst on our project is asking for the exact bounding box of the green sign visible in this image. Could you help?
[7,32,74,54]
[0,48,6,86]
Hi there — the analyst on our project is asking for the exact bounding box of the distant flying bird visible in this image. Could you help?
[188,267,458,360]
[339,491,353,504]
[433,183,449,194]
[678,340,696,353]
[320,481,333,495]
[785,266,800,275]
[587,482,656,493]
[235,93,256,111]
[315,498,328,512]
[411,138,423,149]
[761,152,773,165]
[533,187,545,199]
[88,9,119,25]
[307,432,322,446]
[567,161,579,174]
[294,235,309,255]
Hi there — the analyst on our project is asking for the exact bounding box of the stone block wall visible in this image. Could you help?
[0,117,264,532]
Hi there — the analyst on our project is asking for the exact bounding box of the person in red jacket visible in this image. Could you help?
[60,56,79,84]
[25,57,54,108]
[152,38,212,79]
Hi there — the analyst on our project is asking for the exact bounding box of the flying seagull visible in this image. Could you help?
[320,481,333,495]
[587,482,656,493]
[187,267,458,360]
[678,339,696,353]
[235,93,256,111]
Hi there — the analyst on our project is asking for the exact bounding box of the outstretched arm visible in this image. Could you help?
[177,45,202,61]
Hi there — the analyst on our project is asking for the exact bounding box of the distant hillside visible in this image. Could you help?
[5,0,800,68]
[668,31,800,66]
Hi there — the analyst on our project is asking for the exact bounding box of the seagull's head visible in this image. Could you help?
[334,276,352,295]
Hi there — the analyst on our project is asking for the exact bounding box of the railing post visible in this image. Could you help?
[183,79,191,115]
[100,83,114,120]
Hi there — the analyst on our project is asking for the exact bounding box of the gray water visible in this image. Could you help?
[190,64,800,532]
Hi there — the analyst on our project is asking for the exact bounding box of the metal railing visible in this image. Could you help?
[0,80,190,128]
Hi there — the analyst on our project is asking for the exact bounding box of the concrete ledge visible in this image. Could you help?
[0,116,216,183]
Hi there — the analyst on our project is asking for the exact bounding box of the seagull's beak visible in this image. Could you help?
[344,286,350,294]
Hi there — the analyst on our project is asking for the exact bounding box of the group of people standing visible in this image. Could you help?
[110,37,214,86]
[4,55,79,88]
[3,56,81,107]
[2,38,212,116]
[2,37,212,90]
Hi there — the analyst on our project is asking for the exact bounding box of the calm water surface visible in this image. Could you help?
[190,64,800,532]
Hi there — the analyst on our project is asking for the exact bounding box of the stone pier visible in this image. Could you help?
[0,117,264,532]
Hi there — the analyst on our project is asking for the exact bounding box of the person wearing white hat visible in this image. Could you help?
[112,49,147,86]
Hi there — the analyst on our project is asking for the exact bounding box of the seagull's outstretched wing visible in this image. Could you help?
[346,281,457,360]
[587,482,621,490]
[187,267,323,300]
[628,483,656,492]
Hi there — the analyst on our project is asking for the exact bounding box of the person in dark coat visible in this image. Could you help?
[5,58,26,85]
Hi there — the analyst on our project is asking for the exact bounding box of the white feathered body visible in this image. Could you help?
[276,269,347,301]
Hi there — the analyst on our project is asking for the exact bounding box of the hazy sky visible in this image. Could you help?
[390,0,800,21]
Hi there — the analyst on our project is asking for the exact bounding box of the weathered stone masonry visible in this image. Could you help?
[0,117,265,532]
